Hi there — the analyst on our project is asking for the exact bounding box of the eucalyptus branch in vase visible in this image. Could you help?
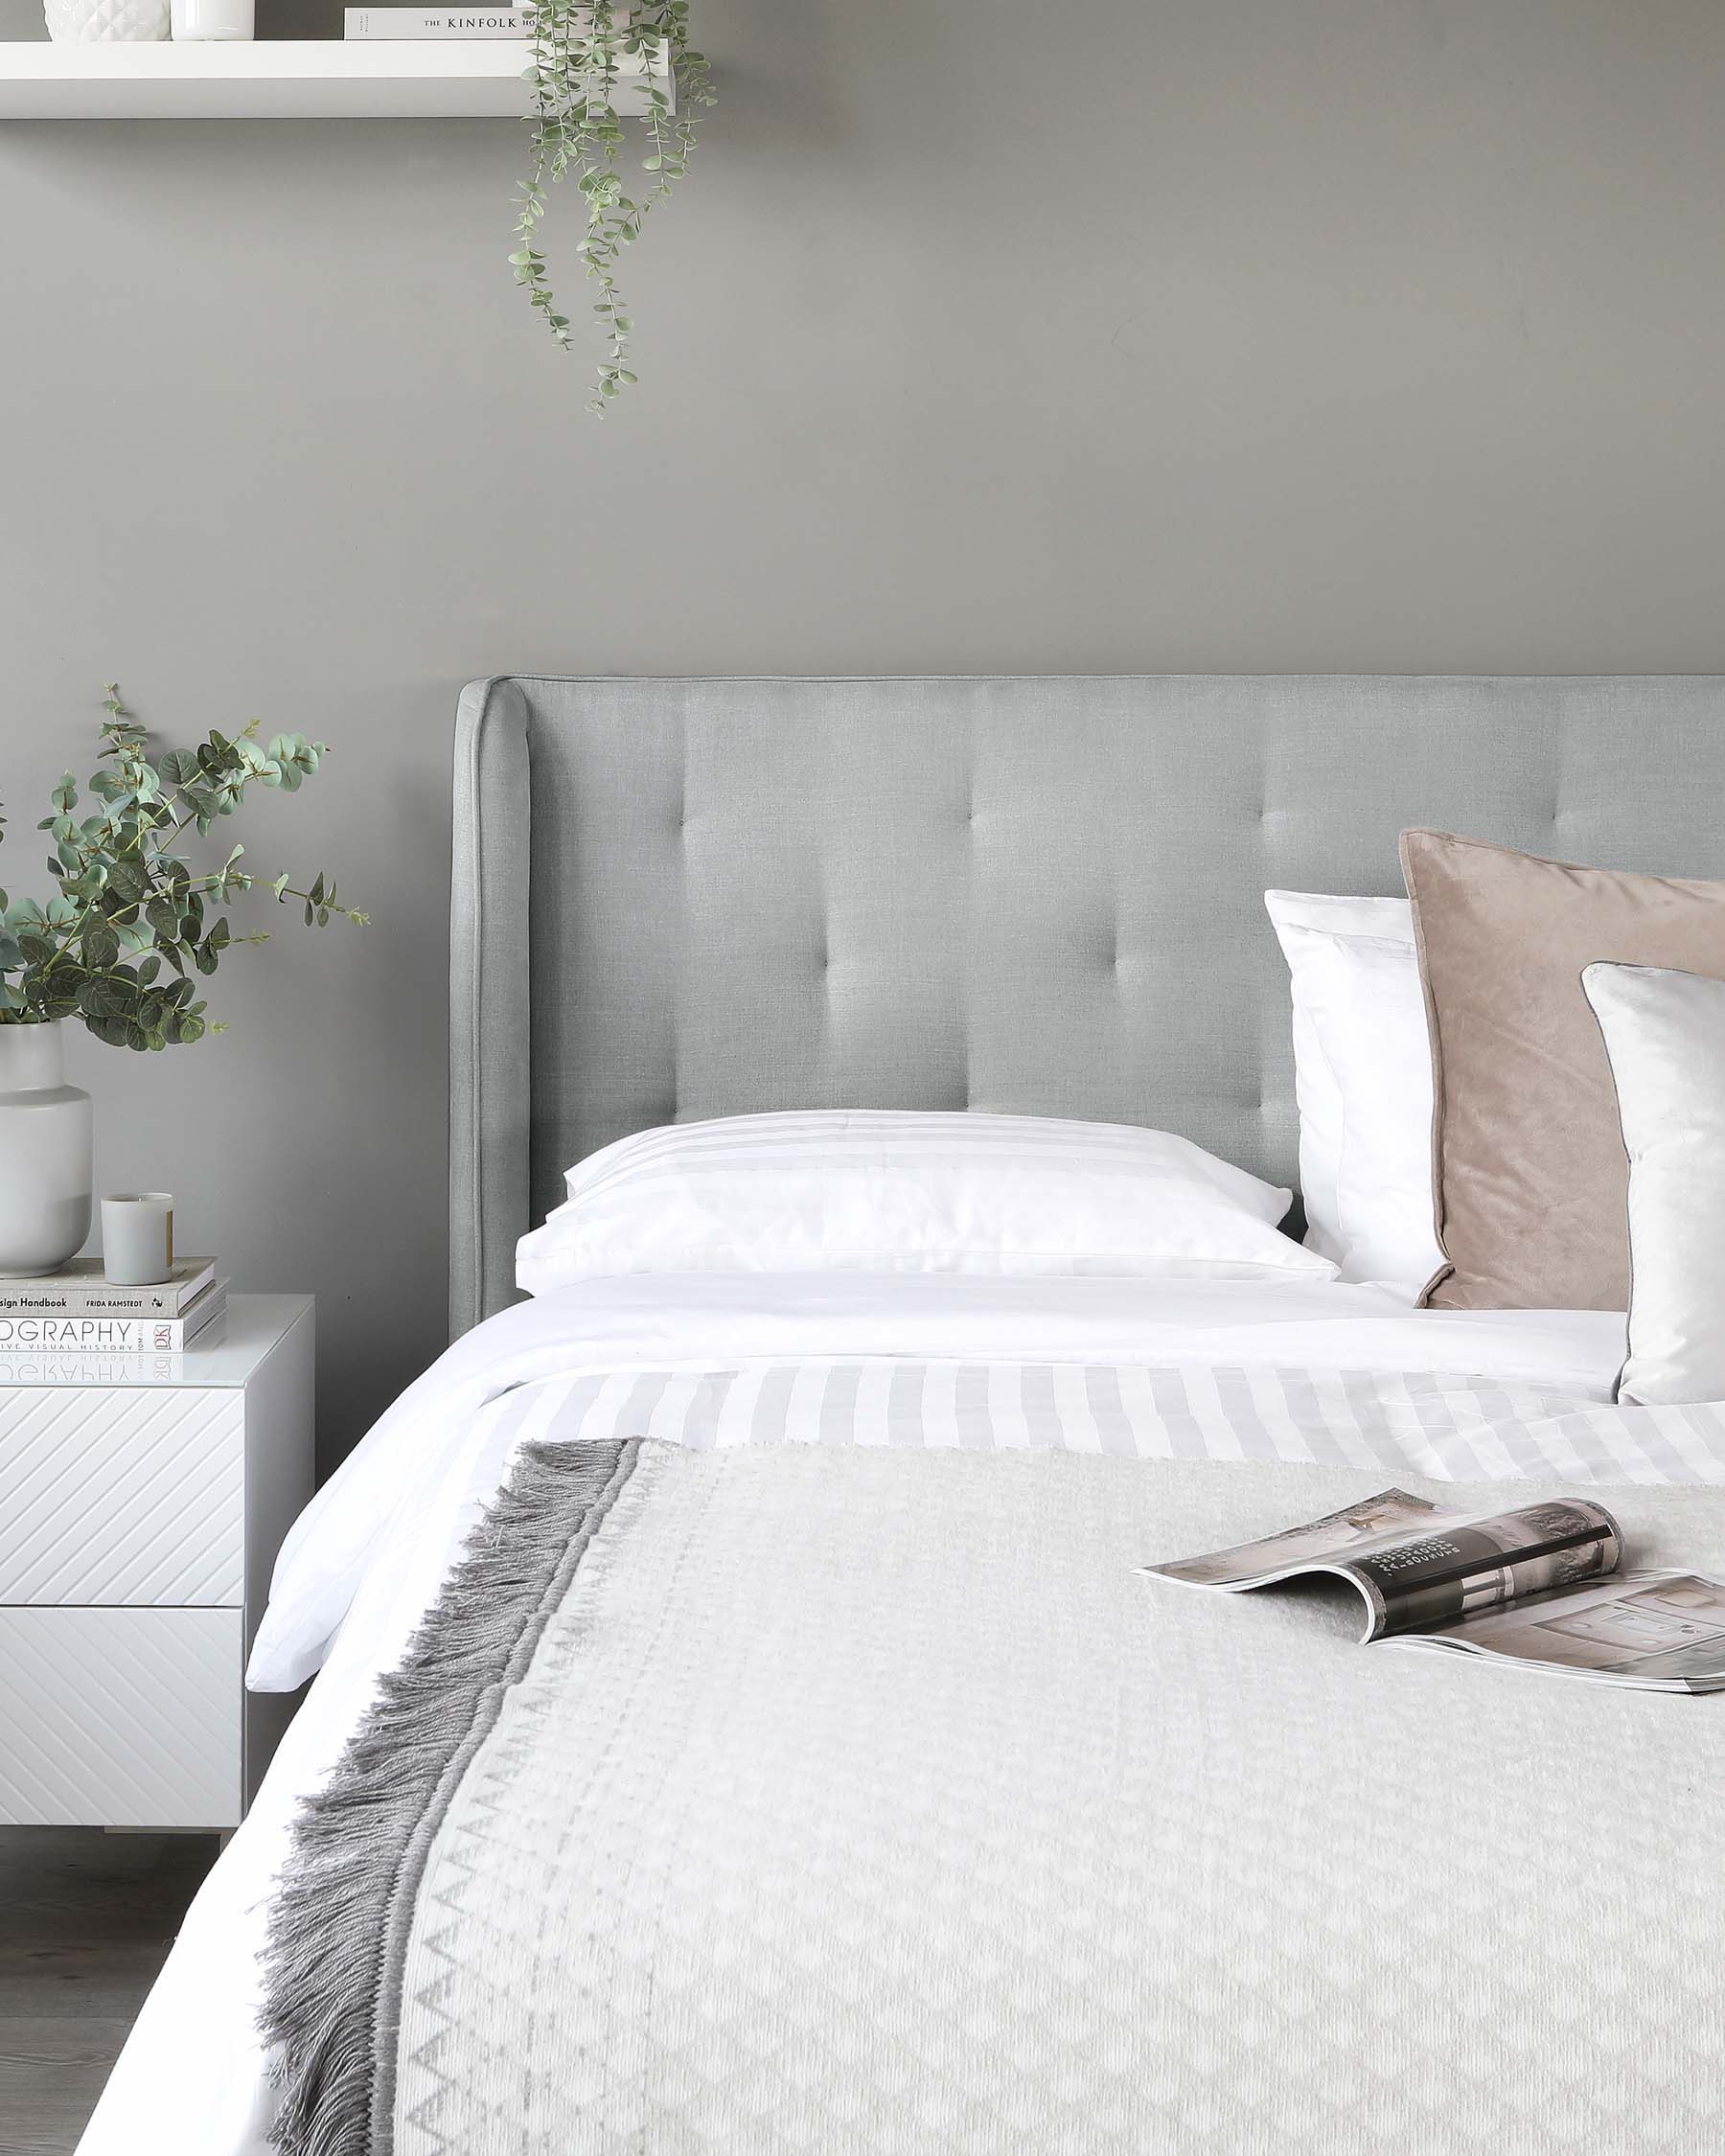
[0,686,366,1051]
[512,0,714,411]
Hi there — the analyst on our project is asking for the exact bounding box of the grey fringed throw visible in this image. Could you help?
[262,1438,642,2156]
[264,1438,1725,2156]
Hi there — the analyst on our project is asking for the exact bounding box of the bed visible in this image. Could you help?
[78,674,1725,2156]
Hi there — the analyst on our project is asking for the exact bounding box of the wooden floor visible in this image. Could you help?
[0,1828,218,2156]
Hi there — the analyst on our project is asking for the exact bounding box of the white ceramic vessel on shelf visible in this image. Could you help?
[42,0,169,38]
[171,0,254,36]
[0,1021,93,1277]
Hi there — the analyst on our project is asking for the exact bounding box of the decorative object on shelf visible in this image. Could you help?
[345,7,527,33]
[171,0,254,37]
[43,0,169,41]
[0,1020,91,1278]
[101,1191,174,1285]
[513,0,713,411]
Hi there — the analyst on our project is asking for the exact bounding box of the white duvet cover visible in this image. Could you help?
[77,1273,1692,2156]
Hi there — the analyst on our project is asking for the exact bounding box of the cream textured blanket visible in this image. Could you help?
[267,1437,1725,2156]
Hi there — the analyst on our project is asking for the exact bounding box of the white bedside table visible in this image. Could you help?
[0,1294,313,1830]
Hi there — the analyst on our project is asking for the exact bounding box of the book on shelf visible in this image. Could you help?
[1142,1485,1725,1693]
[343,8,532,35]
[0,1254,217,1319]
[0,1277,226,1356]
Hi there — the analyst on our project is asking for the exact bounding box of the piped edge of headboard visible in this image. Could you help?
[449,677,534,1339]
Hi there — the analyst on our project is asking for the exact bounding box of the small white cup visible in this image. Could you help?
[102,1193,175,1285]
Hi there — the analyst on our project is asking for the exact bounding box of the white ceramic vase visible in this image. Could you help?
[0,1021,93,1278]
[43,0,169,39]
[171,0,253,35]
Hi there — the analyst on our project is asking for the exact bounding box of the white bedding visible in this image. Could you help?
[77,1273,1671,2156]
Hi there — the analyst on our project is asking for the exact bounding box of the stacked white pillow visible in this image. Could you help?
[518,1108,1336,1293]
[1264,890,1443,1296]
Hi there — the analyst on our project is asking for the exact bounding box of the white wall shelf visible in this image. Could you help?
[0,38,667,119]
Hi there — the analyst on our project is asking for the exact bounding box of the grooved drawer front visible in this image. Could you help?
[0,1387,242,1604]
[0,1606,242,1826]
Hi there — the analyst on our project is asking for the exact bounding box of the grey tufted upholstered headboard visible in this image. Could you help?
[448,674,1725,1336]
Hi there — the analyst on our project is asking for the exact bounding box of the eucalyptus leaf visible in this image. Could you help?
[80,922,119,970]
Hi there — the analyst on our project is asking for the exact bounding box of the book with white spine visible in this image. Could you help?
[343,4,633,34]
[0,1279,225,1354]
[0,1255,218,1319]
[344,8,530,35]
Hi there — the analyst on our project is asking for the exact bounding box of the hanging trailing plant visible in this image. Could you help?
[512,0,714,412]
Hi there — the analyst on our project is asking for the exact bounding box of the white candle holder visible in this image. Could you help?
[102,1192,175,1285]
[171,0,254,37]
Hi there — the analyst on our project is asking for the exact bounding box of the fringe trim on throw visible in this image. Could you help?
[259,1437,642,2156]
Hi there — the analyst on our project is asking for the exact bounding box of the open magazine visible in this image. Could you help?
[1142,1487,1725,1692]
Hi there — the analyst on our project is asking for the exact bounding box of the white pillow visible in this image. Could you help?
[1584,961,1725,1406]
[516,1109,1336,1293]
[1264,890,1443,1296]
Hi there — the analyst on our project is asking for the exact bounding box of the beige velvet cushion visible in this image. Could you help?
[1399,831,1725,1312]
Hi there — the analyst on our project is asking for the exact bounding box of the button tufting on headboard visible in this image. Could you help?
[449,673,1725,1335]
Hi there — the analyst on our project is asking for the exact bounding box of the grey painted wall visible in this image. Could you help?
[1,0,1722,1468]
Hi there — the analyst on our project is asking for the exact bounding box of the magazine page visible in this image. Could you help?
[1397,1570,1725,1692]
[1144,1487,1622,1640]
[1145,1488,1471,1589]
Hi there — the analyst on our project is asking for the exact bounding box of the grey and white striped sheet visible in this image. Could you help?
[476,1356,1725,1489]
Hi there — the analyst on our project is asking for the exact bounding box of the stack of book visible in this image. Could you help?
[343,8,531,36]
[0,1257,226,1355]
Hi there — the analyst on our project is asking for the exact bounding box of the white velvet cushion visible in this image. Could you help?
[1264,892,1442,1296]
[1583,962,1725,1405]
[517,1109,1336,1293]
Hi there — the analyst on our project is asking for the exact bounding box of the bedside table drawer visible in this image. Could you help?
[0,1607,242,1826]
[0,1387,243,1604]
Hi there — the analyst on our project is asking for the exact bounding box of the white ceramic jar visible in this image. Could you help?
[0,1021,93,1277]
[171,0,254,35]
[42,0,170,40]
